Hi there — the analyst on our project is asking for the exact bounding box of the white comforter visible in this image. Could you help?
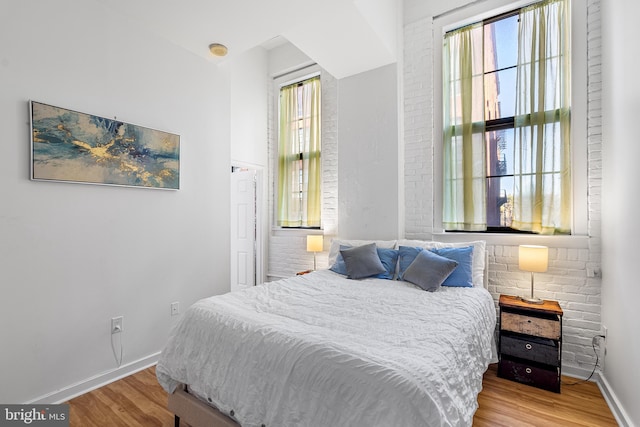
[156,270,496,427]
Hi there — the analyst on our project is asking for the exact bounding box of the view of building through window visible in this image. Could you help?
[483,12,518,229]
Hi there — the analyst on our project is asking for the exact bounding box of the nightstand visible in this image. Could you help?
[296,270,313,276]
[498,294,563,393]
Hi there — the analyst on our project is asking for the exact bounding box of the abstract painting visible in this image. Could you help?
[30,101,180,189]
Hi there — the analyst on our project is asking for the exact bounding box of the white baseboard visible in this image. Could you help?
[563,363,634,426]
[597,373,634,427]
[562,362,597,381]
[27,352,161,405]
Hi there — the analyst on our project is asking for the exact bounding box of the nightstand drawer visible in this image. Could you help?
[500,334,560,366]
[498,357,560,392]
[501,311,561,340]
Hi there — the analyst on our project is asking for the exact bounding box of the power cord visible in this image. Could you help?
[564,334,605,386]
[111,329,124,368]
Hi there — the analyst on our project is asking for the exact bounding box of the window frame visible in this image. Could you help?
[433,0,587,244]
[273,69,322,230]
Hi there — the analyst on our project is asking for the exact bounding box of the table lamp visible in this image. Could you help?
[518,245,548,304]
[306,235,324,270]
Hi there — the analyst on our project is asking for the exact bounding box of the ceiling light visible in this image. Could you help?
[209,43,228,57]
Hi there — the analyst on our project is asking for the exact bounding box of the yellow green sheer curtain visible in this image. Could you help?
[443,23,486,231]
[277,77,321,227]
[512,0,571,234]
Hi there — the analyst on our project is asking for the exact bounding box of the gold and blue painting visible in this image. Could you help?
[30,101,180,189]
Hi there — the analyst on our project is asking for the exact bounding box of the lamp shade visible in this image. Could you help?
[519,245,548,273]
[306,235,323,252]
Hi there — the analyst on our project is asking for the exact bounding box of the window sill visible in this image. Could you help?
[272,227,323,237]
[431,232,590,249]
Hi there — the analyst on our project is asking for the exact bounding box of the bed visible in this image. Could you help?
[156,239,497,427]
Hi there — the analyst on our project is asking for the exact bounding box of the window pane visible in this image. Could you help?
[484,15,518,72]
[447,75,485,125]
[484,67,516,120]
[486,176,514,227]
[486,128,514,176]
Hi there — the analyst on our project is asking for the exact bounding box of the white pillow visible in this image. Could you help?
[396,239,486,288]
[328,239,397,267]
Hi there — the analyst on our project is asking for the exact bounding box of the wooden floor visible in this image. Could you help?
[67,364,618,426]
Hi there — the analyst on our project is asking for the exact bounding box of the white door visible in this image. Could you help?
[230,169,256,292]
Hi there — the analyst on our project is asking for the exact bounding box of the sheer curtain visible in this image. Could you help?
[442,23,486,231]
[277,76,321,228]
[512,0,571,234]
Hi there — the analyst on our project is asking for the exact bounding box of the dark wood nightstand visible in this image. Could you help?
[498,294,563,393]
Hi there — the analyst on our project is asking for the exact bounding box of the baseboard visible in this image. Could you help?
[597,373,634,427]
[27,352,161,405]
[562,362,597,381]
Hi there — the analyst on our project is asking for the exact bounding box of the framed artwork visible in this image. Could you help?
[30,101,180,189]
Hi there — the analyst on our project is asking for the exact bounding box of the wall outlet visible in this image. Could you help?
[171,302,180,316]
[598,325,607,371]
[586,266,601,278]
[111,316,123,334]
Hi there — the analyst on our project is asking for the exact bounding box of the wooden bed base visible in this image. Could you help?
[168,384,240,427]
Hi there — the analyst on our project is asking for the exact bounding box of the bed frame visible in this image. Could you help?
[168,384,239,427]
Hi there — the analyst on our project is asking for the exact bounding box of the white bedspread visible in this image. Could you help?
[156,270,496,427]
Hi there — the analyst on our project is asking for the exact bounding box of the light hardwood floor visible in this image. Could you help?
[67,364,618,426]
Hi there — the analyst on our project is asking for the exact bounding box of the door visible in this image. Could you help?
[230,169,256,292]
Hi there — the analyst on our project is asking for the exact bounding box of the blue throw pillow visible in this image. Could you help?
[331,246,399,280]
[329,245,349,275]
[432,246,474,288]
[375,248,399,280]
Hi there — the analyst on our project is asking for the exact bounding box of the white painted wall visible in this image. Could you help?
[229,47,269,168]
[338,64,399,240]
[601,0,640,425]
[227,46,269,285]
[0,0,231,403]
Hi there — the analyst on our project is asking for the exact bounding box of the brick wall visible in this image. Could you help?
[402,0,604,376]
[403,19,434,238]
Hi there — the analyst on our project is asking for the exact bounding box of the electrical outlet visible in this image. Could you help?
[171,302,180,316]
[587,266,602,278]
[111,316,123,334]
[602,325,608,339]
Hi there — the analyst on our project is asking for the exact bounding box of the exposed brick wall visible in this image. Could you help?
[403,19,434,239]
[402,0,604,375]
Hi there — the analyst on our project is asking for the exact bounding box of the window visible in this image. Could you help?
[442,0,571,235]
[277,76,321,228]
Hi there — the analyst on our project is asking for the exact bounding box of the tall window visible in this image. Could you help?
[277,76,321,228]
[442,0,571,234]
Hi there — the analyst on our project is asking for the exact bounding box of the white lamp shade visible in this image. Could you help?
[306,235,323,252]
[519,245,548,273]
